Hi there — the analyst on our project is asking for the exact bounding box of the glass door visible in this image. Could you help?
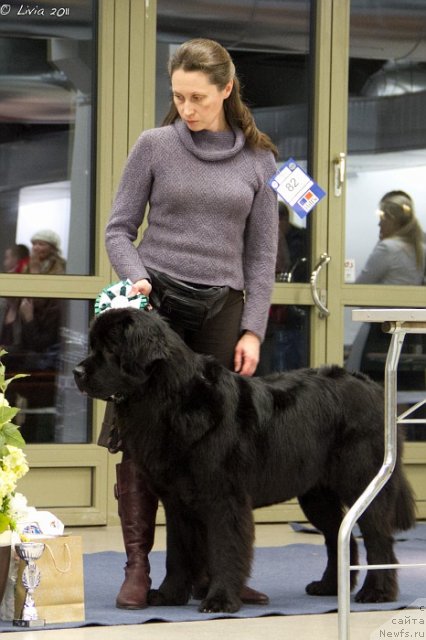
[0,0,157,526]
[327,0,426,516]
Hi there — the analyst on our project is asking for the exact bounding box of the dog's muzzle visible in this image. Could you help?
[73,366,126,403]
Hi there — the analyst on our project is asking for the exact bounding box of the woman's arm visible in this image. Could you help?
[105,132,155,284]
[356,242,390,284]
[240,153,279,343]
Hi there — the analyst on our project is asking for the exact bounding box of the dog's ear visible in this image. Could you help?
[120,310,170,374]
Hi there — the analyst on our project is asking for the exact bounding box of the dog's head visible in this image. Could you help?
[73,308,178,401]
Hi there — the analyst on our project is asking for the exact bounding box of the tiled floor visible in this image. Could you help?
[7,524,409,640]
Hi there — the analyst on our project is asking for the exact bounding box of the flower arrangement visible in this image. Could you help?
[0,350,29,534]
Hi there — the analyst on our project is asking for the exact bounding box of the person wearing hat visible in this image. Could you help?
[29,229,66,275]
[1,230,66,432]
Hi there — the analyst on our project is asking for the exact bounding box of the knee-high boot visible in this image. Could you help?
[115,459,159,609]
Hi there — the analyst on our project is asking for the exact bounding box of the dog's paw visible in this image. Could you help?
[147,589,168,606]
[147,588,189,606]
[355,586,397,603]
[305,580,337,596]
[199,592,241,613]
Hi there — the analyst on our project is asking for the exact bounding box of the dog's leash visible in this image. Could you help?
[94,279,150,315]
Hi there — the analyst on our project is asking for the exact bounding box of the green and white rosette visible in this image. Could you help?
[94,279,149,315]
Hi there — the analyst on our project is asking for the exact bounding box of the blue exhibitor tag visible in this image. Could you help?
[269,158,326,219]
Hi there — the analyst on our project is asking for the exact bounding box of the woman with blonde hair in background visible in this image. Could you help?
[356,191,425,285]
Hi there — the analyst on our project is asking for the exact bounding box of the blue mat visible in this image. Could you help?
[289,521,426,541]
[1,525,425,631]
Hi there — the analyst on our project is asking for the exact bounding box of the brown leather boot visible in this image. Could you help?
[115,459,158,609]
[240,585,269,605]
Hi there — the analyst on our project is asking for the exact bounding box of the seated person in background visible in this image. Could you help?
[3,244,30,273]
[2,229,66,368]
[1,230,66,441]
[356,191,425,285]
[28,229,66,275]
[349,192,425,401]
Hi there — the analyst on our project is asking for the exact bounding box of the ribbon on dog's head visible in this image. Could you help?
[94,279,150,315]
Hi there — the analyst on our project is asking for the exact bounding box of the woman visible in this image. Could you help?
[356,191,425,285]
[353,191,425,383]
[0,229,65,360]
[28,229,66,275]
[103,38,279,609]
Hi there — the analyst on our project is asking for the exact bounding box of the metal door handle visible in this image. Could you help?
[310,253,331,318]
[334,152,346,197]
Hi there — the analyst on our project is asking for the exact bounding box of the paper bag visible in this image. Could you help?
[15,535,85,624]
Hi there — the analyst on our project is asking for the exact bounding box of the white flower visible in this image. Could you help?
[9,492,36,523]
[0,393,9,407]
[2,445,29,480]
[0,468,16,501]
[9,492,28,515]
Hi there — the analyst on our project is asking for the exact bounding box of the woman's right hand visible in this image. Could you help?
[130,279,152,296]
[19,298,34,323]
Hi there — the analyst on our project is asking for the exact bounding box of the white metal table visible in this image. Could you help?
[338,308,426,640]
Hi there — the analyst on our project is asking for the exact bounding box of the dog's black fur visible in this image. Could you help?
[74,308,416,613]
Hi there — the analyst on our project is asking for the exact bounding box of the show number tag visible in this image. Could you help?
[269,158,326,219]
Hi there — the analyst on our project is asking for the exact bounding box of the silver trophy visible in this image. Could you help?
[13,542,46,627]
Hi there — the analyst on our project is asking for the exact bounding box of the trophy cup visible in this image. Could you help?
[13,542,46,627]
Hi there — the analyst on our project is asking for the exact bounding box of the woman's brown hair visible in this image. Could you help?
[162,38,278,159]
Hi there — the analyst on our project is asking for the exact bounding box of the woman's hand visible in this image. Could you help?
[19,298,34,323]
[130,279,152,296]
[234,331,261,377]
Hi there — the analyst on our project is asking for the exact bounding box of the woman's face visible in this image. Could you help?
[31,240,54,261]
[171,69,233,133]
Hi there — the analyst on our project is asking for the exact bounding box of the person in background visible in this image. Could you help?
[102,38,279,610]
[2,244,30,274]
[28,229,66,275]
[1,230,66,426]
[356,191,425,285]
[16,230,66,367]
[350,191,425,391]
[0,230,65,352]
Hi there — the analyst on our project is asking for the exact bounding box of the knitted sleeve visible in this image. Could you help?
[105,131,155,283]
[240,152,278,341]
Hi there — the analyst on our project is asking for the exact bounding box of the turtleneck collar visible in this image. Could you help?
[174,119,246,162]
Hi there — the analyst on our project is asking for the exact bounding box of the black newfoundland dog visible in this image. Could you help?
[74,307,415,613]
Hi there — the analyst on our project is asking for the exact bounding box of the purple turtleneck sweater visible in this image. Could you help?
[105,119,278,340]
